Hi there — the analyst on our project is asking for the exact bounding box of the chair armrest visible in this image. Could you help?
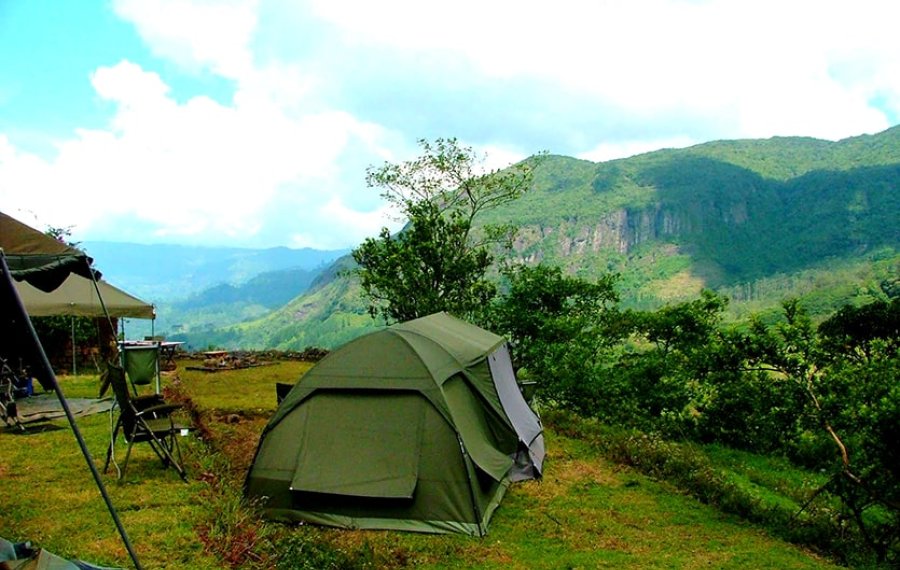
[133,394,165,410]
[135,403,182,417]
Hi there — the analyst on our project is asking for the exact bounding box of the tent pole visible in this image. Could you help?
[0,255,144,570]
[457,435,486,537]
[71,317,77,376]
[87,272,116,349]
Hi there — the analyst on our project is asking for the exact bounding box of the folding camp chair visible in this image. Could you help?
[102,363,189,481]
[121,343,161,395]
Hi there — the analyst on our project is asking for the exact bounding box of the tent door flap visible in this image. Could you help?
[290,391,425,499]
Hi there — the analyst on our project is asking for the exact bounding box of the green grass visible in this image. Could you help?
[704,444,830,510]
[177,359,313,414]
[0,362,845,569]
[0,374,219,568]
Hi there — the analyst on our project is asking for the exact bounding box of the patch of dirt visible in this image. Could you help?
[521,456,619,503]
[206,414,268,471]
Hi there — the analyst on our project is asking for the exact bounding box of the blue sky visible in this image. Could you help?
[2,0,898,250]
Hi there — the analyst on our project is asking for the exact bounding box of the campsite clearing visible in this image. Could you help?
[0,360,842,569]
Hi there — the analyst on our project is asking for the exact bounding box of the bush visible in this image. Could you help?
[543,411,860,566]
[274,532,374,570]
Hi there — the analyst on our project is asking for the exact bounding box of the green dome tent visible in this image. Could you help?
[245,312,545,536]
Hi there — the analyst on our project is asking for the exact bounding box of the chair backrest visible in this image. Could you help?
[122,344,160,394]
[106,363,137,435]
[275,382,294,405]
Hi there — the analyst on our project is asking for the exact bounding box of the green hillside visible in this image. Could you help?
[178,257,373,349]
[175,127,900,350]
[157,266,323,336]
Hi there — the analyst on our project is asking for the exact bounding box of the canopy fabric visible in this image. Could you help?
[0,211,95,292]
[14,273,154,319]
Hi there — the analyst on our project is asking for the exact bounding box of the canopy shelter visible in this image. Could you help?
[14,273,155,376]
[1,210,144,569]
[0,211,96,292]
[246,312,545,536]
[14,273,154,319]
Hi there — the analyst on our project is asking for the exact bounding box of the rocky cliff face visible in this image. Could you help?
[513,205,705,258]
[511,167,770,273]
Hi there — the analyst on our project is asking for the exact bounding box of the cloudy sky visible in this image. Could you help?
[1,0,898,250]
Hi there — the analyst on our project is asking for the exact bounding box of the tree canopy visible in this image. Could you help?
[352,138,537,323]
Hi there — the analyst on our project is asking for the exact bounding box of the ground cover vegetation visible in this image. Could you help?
[0,362,847,569]
[491,277,899,567]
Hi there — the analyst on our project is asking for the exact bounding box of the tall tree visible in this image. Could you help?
[352,138,537,323]
[737,299,900,562]
[488,264,625,414]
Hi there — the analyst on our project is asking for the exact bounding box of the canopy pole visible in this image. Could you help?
[71,317,77,376]
[0,254,144,570]
[86,271,116,352]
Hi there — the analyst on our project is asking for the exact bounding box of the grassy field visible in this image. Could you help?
[0,359,844,569]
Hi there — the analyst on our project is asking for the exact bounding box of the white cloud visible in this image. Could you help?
[113,0,259,80]
[477,144,529,172]
[290,197,401,249]
[4,0,900,250]
[0,58,401,247]
[310,0,899,141]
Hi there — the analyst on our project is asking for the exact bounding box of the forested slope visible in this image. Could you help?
[176,127,900,349]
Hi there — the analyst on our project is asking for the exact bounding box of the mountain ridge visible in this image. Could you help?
[172,126,900,350]
[82,240,350,302]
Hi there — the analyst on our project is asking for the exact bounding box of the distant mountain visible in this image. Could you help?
[176,256,372,349]
[174,266,321,309]
[81,241,350,302]
[157,266,323,336]
[174,126,900,350]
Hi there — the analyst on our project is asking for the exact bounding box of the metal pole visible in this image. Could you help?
[71,317,77,376]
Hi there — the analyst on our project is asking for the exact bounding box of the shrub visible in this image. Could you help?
[274,532,375,570]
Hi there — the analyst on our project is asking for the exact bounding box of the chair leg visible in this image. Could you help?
[144,437,167,466]
[144,427,187,481]
[168,434,186,481]
[161,434,187,481]
[104,421,121,474]
[172,433,184,471]
[121,440,135,480]
[103,440,113,474]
